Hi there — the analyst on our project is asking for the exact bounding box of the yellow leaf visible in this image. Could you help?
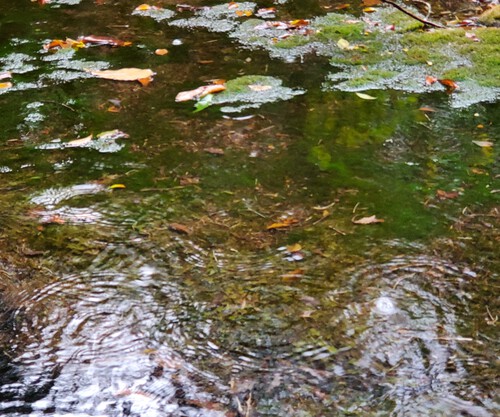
[363,7,377,13]
[135,4,152,11]
[109,184,126,189]
[266,218,298,230]
[286,243,302,253]
[88,68,155,84]
[0,82,12,89]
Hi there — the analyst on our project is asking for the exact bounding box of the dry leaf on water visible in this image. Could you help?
[352,215,384,225]
[88,68,155,86]
[0,82,12,89]
[175,84,226,102]
[425,75,438,85]
[66,134,93,148]
[155,48,168,56]
[438,79,459,93]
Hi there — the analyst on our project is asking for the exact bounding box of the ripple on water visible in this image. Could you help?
[1,248,496,416]
[3,265,231,416]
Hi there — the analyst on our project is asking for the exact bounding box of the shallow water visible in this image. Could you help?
[0,1,498,416]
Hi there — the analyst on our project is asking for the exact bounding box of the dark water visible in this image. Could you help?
[0,1,498,416]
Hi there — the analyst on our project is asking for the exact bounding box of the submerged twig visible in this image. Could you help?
[381,0,445,28]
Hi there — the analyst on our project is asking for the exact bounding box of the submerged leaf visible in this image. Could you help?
[266,218,299,230]
[79,35,132,47]
[352,215,384,225]
[355,92,376,100]
[436,189,459,200]
[88,68,155,84]
[168,223,191,235]
[472,140,494,148]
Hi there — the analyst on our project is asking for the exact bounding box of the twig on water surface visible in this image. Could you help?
[40,100,76,112]
[381,0,445,28]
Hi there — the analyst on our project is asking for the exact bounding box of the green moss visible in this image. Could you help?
[274,34,314,49]
[314,14,366,42]
[383,10,424,32]
[401,27,500,87]
[343,69,398,88]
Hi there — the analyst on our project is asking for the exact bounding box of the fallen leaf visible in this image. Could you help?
[286,243,302,253]
[88,68,155,84]
[425,75,438,85]
[266,218,299,230]
[79,35,132,47]
[281,268,304,282]
[204,147,225,155]
[235,9,253,17]
[175,84,226,102]
[472,140,494,147]
[352,215,384,225]
[337,38,351,50]
[41,215,66,225]
[179,175,200,185]
[228,2,239,10]
[363,7,377,13]
[465,31,480,42]
[470,168,487,175]
[0,71,12,80]
[168,223,191,235]
[256,7,276,18]
[335,4,351,10]
[44,38,86,50]
[355,92,376,100]
[438,78,459,92]
[135,4,157,11]
[363,0,381,5]
[66,134,93,148]
[0,82,12,89]
[436,189,459,199]
[155,48,169,55]
[109,184,126,189]
[289,19,310,28]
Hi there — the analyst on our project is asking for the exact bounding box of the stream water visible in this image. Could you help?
[0,1,498,416]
